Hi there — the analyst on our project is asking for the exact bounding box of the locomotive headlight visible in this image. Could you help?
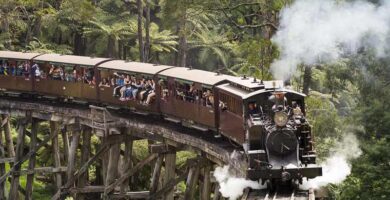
[274,112,288,127]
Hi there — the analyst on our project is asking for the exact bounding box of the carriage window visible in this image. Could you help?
[40,64,95,85]
[219,92,242,115]
[202,88,214,107]
[175,82,199,103]
[111,72,156,105]
[1,60,19,77]
[0,60,11,76]
[159,79,169,101]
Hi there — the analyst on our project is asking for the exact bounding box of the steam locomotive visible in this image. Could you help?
[0,51,322,189]
[245,89,322,189]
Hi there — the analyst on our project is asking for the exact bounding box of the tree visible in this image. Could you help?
[83,20,136,58]
[144,0,151,61]
[57,0,96,55]
[137,0,144,61]
[147,23,178,62]
[189,28,234,70]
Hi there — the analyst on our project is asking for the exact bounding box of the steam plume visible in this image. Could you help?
[300,133,362,190]
[271,0,390,80]
[214,165,265,200]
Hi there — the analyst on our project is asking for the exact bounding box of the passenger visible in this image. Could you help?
[145,81,156,105]
[72,66,79,82]
[35,64,41,77]
[248,103,259,115]
[186,83,197,102]
[219,101,228,111]
[3,63,9,76]
[49,65,55,78]
[159,79,168,101]
[119,75,131,100]
[88,76,96,85]
[84,68,94,83]
[50,66,63,80]
[99,78,110,87]
[113,74,125,97]
[65,71,74,82]
[203,90,214,107]
[139,79,151,103]
[22,61,30,79]
[16,63,24,76]
[7,63,16,76]
[2,62,8,75]
[110,76,116,87]
[176,86,185,101]
[129,78,143,101]
[142,79,155,104]
[0,64,4,75]
[59,66,65,80]
[31,63,41,78]
[292,102,303,116]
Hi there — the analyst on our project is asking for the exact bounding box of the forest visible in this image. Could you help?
[0,0,390,199]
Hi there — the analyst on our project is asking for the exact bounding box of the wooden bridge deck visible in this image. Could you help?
[0,97,244,200]
[0,97,315,200]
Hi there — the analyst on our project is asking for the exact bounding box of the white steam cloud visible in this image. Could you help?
[301,133,362,190]
[213,165,265,200]
[271,0,390,80]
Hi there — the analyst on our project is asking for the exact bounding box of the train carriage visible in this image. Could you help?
[157,67,229,130]
[32,54,111,101]
[97,60,173,113]
[0,51,40,93]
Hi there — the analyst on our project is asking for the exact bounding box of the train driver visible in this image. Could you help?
[248,102,260,115]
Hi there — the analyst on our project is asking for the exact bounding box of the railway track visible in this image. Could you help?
[243,188,315,200]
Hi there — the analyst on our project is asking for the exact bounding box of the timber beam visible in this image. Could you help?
[104,153,159,195]
[149,143,183,154]
[0,98,246,200]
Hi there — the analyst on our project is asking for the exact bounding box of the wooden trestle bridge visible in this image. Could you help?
[0,97,314,200]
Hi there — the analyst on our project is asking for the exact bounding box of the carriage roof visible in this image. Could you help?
[0,51,41,60]
[98,60,173,75]
[158,67,229,86]
[34,54,109,66]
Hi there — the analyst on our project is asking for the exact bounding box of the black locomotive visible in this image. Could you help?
[245,90,321,189]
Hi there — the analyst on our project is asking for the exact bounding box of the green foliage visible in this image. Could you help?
[26,38,73,54]
[305,93,342,160]
[147,23,178,53]
[336,139,390,199]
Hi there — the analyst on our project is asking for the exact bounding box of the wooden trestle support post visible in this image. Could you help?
[0,106,232,200]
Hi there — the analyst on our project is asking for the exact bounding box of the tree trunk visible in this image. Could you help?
[302,65,312,95]
[137,0,144,62]
[118,40,122,59]
[145,0,151,62]
[178,12,187,67]
[3,16,10,49]
[107,36,115,58]
[57,29,63,45]
[32,17,42,39]
[123,42,127,60]
[74,31,84,55]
